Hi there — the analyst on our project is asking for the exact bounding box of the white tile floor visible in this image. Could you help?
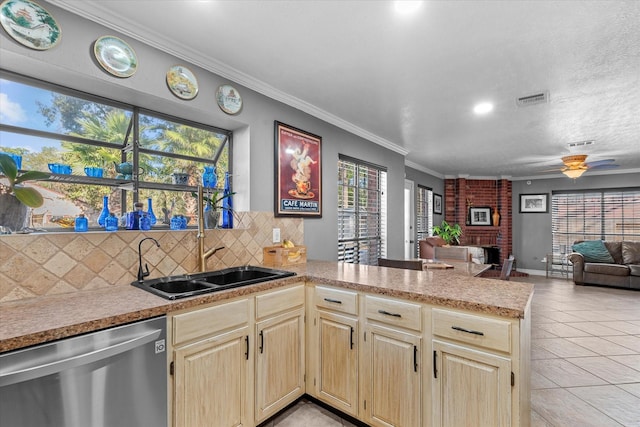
[261,275,640,426]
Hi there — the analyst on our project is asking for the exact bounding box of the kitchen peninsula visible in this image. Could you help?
[0,260,533,427]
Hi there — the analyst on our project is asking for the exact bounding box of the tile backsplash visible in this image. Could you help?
[0,212,303,302]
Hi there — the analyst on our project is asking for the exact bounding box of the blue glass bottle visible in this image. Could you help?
[146,198,157,226]
[97,196,110,227]
[221,172,233,229]
[74,214,88,232]
[139,213,151,231]
[105,213,118,231]
[179,215,188,229]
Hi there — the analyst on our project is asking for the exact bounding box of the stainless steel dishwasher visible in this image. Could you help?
[0,316,167,427]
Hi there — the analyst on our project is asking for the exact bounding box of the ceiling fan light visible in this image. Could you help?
[562,169,587,179]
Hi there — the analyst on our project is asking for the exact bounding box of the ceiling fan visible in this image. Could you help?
[544,154,618,178]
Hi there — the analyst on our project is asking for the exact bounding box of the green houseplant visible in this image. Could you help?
[432,220,462,245]
[191,189,235,229]
[0,153,50,231]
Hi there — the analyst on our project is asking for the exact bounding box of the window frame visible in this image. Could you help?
[0,69,233,230]
[551,187,640,253]
[337,154,387,265]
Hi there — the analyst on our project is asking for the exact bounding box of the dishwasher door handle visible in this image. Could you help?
[0,328,162,387]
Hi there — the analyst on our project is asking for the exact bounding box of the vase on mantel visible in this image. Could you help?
[492,208,501,227]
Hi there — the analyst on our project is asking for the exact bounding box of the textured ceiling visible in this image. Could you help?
[50,0,640,179]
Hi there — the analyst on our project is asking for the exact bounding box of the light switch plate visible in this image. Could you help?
[272,228,281,243]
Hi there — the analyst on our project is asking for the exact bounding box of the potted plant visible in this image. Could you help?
[0,153,50,231]
[191,189,235,229]
[432,220,462,246]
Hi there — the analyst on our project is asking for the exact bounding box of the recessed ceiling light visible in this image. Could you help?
[395,1,422,14]
[473,102,494,115]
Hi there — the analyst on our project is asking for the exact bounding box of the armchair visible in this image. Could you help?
[418,236,446,259]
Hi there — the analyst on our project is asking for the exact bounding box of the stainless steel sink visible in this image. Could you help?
[132,266,296,300]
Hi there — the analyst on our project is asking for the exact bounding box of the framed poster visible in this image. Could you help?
[274,121,322,217]
[469,207,492,225]
[519,193,548,213]
[433,193,442,214]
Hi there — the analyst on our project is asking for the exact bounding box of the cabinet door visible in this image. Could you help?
[315,310,358,417]
[255,307,305,423]
[432,340,511,427]
[173,327,250,427]
[363,324,421,427]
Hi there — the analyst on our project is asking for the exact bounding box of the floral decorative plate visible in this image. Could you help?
[216,84,242,115]
[0,0,61,50]
[93,35,138,78]
[166,65,198,100]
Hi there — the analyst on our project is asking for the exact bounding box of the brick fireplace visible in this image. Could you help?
[443,178,512,266]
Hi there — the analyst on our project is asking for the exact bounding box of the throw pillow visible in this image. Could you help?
[604,241,624,264]
[621,241,640,265]
[572,240,615,263]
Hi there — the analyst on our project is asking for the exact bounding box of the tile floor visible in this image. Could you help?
[261,275,640,426]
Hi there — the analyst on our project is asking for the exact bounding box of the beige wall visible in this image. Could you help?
[0,212,303,302]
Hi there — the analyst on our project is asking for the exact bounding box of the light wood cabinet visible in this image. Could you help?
[170,298,252,427]
[362,294,422,427]
[166,280,529,427]
[432,340,511,427]
[431,307,529,427]
[309,286,359,417]
[173,327,251,427]
[254,285,306,423]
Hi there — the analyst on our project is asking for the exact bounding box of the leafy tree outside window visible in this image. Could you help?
[0,71,232,230]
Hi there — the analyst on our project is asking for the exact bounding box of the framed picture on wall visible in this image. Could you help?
[519,193,549,213]
[469,207,492,225]
[433,193,442,214]
[274,121,322,217]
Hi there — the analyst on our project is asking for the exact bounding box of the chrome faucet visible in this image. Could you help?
[197,185,225,272]
[137,237,160,281]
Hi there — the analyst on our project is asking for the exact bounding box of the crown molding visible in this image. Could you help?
[404,160,444,179]
[50,0,408,156]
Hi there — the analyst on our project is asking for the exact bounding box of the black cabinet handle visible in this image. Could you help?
[259,330,264,354]
[451,326,485,336]
[245,336,249,360]
[413,345,418,372]
[433,351,438,379]
[378,309,402,318]
[324,298,343,304]
[350,326,354,349]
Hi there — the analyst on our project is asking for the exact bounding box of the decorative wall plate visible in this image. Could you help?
[216,84,242,115]
[0,0,61,50]
[93,35,138,78]
[166,65,198,100]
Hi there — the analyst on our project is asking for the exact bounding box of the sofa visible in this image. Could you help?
[568,240,640,289]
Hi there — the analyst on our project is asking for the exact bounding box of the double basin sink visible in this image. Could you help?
[132,265,296,300]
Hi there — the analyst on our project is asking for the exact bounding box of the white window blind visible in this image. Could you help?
[552,188,640,253]
[338,156,387,265]
[416,185,433,252]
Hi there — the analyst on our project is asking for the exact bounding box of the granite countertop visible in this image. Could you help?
[0,260,533,353]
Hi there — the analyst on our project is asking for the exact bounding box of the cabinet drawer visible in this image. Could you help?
[365,295,422,331]
[432,308,511,353]
[315,286,358,315]
[173,298,249,346]
[256,284,305,319]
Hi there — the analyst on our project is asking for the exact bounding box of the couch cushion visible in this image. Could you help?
[604,241,624,264]
[572,240,615,263]
[584,263,630,276]
[621,241,640,265]
[629,265,640,277]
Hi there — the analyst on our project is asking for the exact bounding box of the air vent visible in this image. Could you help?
[568,140,594,148]
[516,91,549,107]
